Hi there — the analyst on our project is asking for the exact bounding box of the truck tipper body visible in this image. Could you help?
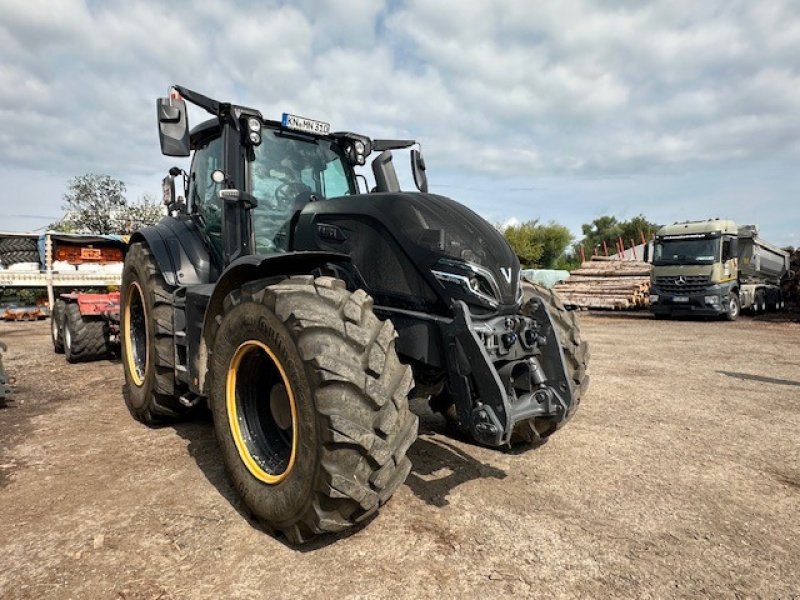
[649,219,790,320]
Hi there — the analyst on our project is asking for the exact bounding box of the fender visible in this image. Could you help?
[130,217,214,287]
[192,251,351,394]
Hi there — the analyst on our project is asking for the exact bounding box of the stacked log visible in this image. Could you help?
[554,257,652,310]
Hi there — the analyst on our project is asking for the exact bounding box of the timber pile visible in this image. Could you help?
[554,256,652,310]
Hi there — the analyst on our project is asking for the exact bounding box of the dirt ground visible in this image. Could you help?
[0,313,798,599]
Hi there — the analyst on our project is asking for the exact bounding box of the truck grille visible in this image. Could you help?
[655,275,710,294]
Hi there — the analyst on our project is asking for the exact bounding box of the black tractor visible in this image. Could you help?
[121,86,589,544]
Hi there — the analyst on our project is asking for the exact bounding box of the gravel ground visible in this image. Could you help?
[0,313,798,599]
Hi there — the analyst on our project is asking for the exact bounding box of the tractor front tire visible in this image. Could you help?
[512,283,590,443]
[121,242,187,425]
[63,303,110,363]
[208,275,417,544]
[52,299,66,354]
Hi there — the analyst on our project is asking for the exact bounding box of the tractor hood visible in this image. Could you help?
[295,192,521,310]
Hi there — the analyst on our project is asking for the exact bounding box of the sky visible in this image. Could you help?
[1,0,799,247]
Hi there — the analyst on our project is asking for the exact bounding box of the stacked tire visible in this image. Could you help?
[0,238,39,267]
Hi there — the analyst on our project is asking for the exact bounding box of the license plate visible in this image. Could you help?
[80,248,102,260]
[672,296,689,303]
[281,113,331,135]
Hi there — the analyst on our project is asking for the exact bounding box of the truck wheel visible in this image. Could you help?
[756,290,766,314]
[63,302,110,363]
[121,242,187,425]
[512,283,590,443]
[723,293,740,321]
[51,299,66,353]
[208,275,417,544]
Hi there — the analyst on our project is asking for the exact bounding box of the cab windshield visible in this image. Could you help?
[653,237,720,266]
[250,129,354,254]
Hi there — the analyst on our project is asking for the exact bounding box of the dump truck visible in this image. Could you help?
[120,85,590,543]
[649,219,790,320]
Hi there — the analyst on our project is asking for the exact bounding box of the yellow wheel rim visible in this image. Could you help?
[124,281,149,387]
[226,340,298,485]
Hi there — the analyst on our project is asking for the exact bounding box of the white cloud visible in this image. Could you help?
[0,0,799,244]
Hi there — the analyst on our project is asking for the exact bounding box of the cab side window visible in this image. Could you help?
[321,159,350,198]
[722,239,731,261]
[188,136,224,253]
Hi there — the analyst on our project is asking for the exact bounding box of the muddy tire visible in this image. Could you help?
[121,242,186,425]
[51,299,66,353]
[512,283,590,443]
[208,275,417,544]
[63,303,110,363]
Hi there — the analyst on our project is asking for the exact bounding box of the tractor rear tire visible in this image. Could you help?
[52,299,66,353]
[208,275,417,544]
[63,303,110,363]
[121,242,188,425]
[512,283,590,443]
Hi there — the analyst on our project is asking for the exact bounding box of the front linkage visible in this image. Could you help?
[442,296,573,447]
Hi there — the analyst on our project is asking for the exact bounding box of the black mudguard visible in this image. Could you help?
[188,251,352,394]
[130,217,215,287]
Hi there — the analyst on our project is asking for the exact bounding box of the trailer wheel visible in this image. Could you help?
[121,242,188,425]
[63,302,110,363]
[723,292,740,321]
[208,275,417,544]
[52,299,66,354]
[511,283,590,443]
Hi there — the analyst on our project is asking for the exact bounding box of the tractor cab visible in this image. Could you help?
[157,86,427,268]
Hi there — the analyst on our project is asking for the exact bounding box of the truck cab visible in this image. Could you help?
[650,218,789,320]
[650,219,739,318]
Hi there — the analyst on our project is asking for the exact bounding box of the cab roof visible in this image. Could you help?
[657,218,738,237]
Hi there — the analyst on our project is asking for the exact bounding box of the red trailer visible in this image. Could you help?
[51,291,121,363]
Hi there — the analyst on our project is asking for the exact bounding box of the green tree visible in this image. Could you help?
[503,221,543,267]
[114,193,165,233]
[576,214,659,258]
[56,174,127,234]
[501,220,573,269]
[50,176,164,234]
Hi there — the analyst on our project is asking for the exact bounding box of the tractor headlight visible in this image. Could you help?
[432,262,502,308]
[245,117,262,146]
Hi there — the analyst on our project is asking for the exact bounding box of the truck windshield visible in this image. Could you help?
[250,130,354,254]
[653,237,720,265]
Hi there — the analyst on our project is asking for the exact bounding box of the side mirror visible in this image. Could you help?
[411,149,428,193]
[162,174,175,206]
[157,97,190,157]
[730,237,739,258]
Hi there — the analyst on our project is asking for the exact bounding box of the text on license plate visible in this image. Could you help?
[672,296,689,303]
